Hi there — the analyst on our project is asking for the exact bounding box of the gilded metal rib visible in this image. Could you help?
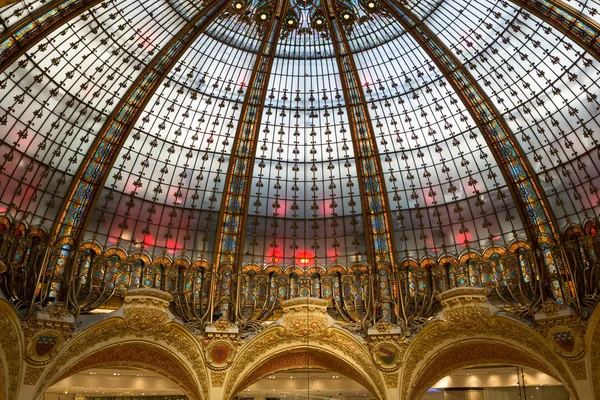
[322,0,396,270]
[213,0,288,268]
[0,0,104,72]
[52,0,230,247]
[511,0,600,62]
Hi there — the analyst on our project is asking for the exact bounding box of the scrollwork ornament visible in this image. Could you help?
[211,371,226,387]
[566,360,587,380]
[0,307,21,398]
[372,319,395,334]
[211,316,236,332]
[383,372,399,388]
[24,365,45,385]
[45,303,71,320]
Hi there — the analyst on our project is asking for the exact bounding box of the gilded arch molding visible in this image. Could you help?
[229,349,381,398]
[47,343,201,400]
[34,295,211,400]
[222,325,386,399]
[322,0,396,269]
[213,0,288,271]
[398,309,578,398]
[0,300,23,400]
[0,0,105,73]
[408,339,571,399]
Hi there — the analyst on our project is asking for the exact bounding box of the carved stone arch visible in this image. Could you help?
[0,300,24,399]
[34,290,210,400]
[229,348,381,399]
[40,342,202,400]
[407,339,573,399]
[399,296,578,399]
[222,300,387,400]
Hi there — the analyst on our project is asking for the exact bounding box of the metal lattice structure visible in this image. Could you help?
[1,0,600,326]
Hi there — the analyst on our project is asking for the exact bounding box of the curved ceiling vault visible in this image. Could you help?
[1,0,600,269]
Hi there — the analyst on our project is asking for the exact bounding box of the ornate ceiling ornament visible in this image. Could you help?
[372,342,402,371]
[25,330,64,364]
[547,326,585,359]
[44,303,72,320]
[206,341,236,370]
[211,316,238,332]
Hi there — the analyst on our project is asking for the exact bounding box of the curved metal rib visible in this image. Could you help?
[0,0,105,72]
[322,0,398,327]
[381,0,568,304]
[47,0,230,303]
[211,0,288,323]
[321,1,396,269]
[510,0,600,62]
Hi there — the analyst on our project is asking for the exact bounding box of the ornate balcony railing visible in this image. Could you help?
[1,215,599,334]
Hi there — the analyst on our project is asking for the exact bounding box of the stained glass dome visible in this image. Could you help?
[1,0,599,271]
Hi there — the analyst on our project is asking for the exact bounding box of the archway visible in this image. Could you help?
[222,298,387,400]
[41,343,201,400]
[424,364,569,400]
[44,365,188,398]
[237,368,373,399]
[407,340,575,399]
[230,349,379,398]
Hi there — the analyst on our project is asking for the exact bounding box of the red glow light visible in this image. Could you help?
[296,251,314,265]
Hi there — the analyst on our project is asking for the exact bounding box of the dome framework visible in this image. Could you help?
[0,0,599,331]
[3,1,600,399]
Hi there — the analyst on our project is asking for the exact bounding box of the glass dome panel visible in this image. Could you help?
[0,0,188,225]
[422,0,600,229]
